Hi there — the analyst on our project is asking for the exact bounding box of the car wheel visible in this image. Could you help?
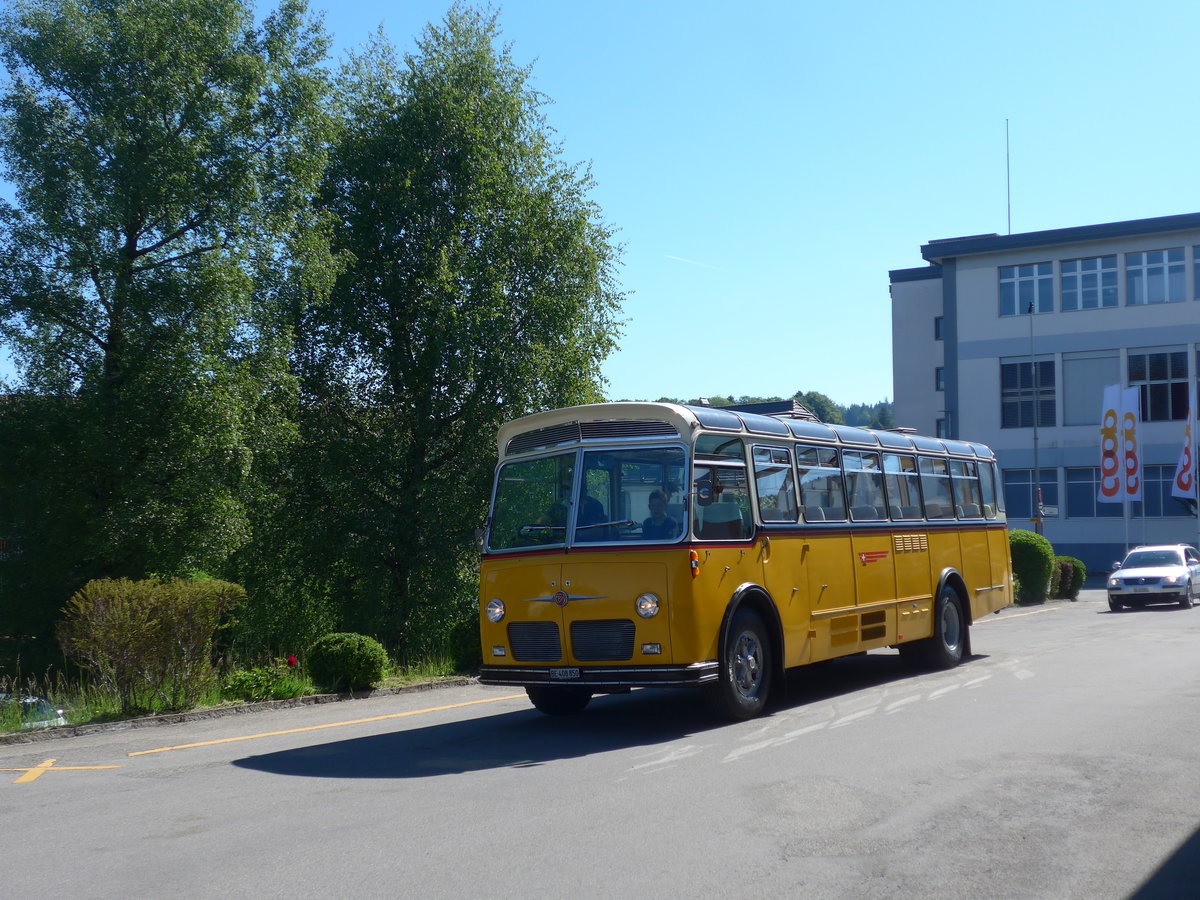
[525,685,592,716]
[704,607,772,720]
[1180,582,1194,609]
[1108,596,1123,612]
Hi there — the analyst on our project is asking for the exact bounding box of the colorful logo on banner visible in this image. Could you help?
[1098,384,1141,503]
[1171,387,1196,500]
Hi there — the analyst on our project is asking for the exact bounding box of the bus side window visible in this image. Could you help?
[753,446,798,523]
[883,453,922,520]
[797,445,846,522]
[919,457,954,519]
[950,459,983,518]
[844,450,885,521]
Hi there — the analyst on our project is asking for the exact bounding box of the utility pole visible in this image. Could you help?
[1029,300,1044,535]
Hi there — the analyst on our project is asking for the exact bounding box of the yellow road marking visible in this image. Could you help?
[2,758,122,784]
[977,607,1059,624]
[129,693,526,757]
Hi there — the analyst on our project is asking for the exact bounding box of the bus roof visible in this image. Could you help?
[496,402,994,460]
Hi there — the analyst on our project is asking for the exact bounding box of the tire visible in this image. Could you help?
[1108,596,1123,612]
[525,685,592,716]
[704,607,772,721]
[1180,582,1194,609]
[900,584,966,671]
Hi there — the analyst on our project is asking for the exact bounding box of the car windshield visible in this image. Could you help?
[1122,550,1184,568]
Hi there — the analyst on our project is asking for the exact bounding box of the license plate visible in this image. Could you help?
[1133,587,1152,593]
[550,667,581,680]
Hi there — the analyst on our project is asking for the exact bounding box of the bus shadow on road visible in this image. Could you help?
[1129,822,1200,898]
[231,652,977,780]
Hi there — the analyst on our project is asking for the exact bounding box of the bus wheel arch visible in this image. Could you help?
[705,585,783,720]
[900,572,970,670]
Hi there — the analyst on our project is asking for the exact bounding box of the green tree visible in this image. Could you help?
[0,0,335,668]
[288,7,622,655]
[794,390,845,424]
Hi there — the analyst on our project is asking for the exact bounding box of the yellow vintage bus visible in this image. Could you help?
[478,402,1013,719]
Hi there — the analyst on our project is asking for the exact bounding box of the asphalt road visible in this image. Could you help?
[4,589,1200,899]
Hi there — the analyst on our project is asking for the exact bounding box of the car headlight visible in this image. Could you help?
[1163,574,1185,586]
[635,593,660,618]
[485,598,505,623]
[1108,577,1121,588]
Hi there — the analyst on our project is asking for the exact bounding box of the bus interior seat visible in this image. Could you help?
[700,501,744,539]
[804,507,824,522]
[898,505,921,519]
[957,503,980,518]
[851,505,879,521]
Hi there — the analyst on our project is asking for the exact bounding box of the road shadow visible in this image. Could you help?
[1129,822,1200,898]
[232,651,979,780]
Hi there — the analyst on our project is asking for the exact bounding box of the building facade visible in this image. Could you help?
[890,212,1200,573]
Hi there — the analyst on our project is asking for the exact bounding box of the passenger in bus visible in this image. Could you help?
[642,490,678,540]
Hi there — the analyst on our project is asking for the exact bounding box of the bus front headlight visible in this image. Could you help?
[486,598,506,623]
[635,593,660,619]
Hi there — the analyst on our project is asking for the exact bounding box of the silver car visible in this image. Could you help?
[1107,544,1200,611]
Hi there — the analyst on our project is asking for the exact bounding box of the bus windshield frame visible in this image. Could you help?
[486,444,688,551]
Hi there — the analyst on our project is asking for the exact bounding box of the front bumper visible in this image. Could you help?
[478,661,718,689]
[1108,588,1186,603]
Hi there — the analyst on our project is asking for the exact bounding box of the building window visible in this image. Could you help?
[1002,468,1058,521]
[1137,465,1194,517]
[1066,468,1122,518]
[935,418,948,438]
[934,316,944,340]
[1126,248,1185,305]
[1128,348,1188,421]
[935,367,945,391]
[999,263,1053,316]
[1001,359,1055,428]
[1062,351,1119,426]
[1061,255,1117,310]
[1194,246,1200,299]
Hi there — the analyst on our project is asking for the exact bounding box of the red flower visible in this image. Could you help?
[286,655,298,668]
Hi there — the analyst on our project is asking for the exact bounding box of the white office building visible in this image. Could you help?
[890,212,1200,573]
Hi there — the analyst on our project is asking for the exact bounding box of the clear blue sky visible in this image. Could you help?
[5,0,1200,406]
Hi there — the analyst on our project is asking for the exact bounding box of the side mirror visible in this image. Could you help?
[1110,560,1122,572]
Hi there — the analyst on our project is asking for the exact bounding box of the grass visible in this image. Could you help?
[1,654,469,735]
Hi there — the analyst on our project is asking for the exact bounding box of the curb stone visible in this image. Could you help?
[0,676,477,746]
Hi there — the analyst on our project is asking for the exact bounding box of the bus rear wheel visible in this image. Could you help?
[900,585,966,671]
[525,685,592,716]
[704,608,772,721]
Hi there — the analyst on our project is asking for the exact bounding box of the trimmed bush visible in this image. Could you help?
[1056,556,1087,599]
[58,577,245,713]
[1048,560,1063,599]
[308,633,389,692]
[1010,530,1054,605]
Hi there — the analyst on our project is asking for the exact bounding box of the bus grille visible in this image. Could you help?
[508,622,562,661]
[570,619,635,661]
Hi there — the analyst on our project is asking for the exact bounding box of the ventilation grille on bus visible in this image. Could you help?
[580,421,677,441]
[507,622,562,662]
[570,619,635,661]
[506,420,678,454]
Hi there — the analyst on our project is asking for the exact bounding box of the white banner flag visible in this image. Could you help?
[1171,385,1196,501]
[1099,384,1142,503]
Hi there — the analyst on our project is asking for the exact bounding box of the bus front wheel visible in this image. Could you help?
[900,585,966,671]
[704,608,772,720]
[526,685,592,716]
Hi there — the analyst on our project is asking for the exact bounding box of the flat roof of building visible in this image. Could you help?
[920,211,1200,263]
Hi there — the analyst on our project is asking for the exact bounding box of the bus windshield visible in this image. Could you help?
[488,446,687,550]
